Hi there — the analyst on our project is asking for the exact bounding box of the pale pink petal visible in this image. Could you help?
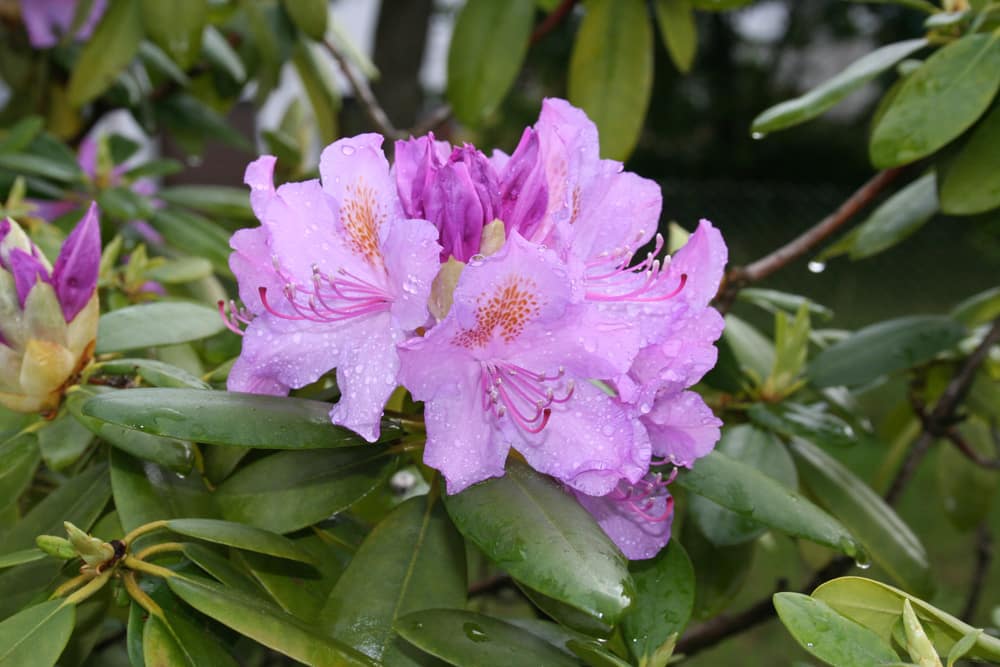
[643,390,722,466]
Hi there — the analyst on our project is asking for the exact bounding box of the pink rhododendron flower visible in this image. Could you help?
[227,99,727,560]
[20,0,107,49]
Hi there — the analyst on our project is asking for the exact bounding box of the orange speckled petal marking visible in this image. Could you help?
[341,178,385,267]
[453,275,542,348]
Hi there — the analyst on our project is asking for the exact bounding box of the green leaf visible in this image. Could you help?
[870,34,1000,168]
[141,0,206,69]
[654,0,697,73]
[156,185,253,220]
[939,102,1000,215]
[902,599,943,667]
[738,288,833,320]
[215,446,394,533]
[0,599,76,667]
[321,495,467,665]
[751,39,927,135]
[0,154,83,183]
[673,450,862,558]
[808,315,965,388]
[936,418,998,532]
[446,0,535,126]
[83,388,401,449]
[0,434,39,511]
[149,208,233,278]
[181,543,263,597]
[36,409,93,471]
[164,519,315,564]
[394,610,579,667]
[0,117,44,154]
[155,94,252,154]
[849,172,938,260]
[790,438,933,597]
[689,425,797,546]
[445,460,633,625]
[621,541,694,666]
[96,302,226,353]
[94,359,210,390]
[283,0,328,40]
[951,286,1000,328]
[568,0,653,160]
[142,615,189,667]
[67,0,143,107]
[291,41,341,145]
[0,464,110,555]
[0,549,45,570]
[747,403,858,449]
[167,575,375,666]
[813,576,1000,663]
[145,257,214,285]
[946,629,982,667]
[138,41,190,85]
[517,584,613,637]
[774,592,900,666]
[66,390,194,474]
[690,0,754,8]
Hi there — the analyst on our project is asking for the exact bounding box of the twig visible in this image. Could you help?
[716,168,903,314]
[530,0,578,45]
[945,429,1000,469]
[885,316,1000,505]
[409,103,453,138]
[323,38,402,139]
[961,524,993,623]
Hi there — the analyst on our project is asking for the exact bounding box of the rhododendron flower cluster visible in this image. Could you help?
[226,99,727,559]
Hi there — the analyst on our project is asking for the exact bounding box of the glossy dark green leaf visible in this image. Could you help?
[202,26,247,83]
[283,0,328,40]
[870,34,1000,168]
[394,610,579,667]
[790,438,932,597]
[939,103,1000,215]
[164,519,315,564]
[36,409,92,471]
[950,286,1000,328]
[849,172,938,259]
[808,315,965,388]
[150,208,234,278]
[215,446,394,533]
[0,154,82,183]
[517,584,613,637]
[94,359,210,390]
[157,186,253,220]
[621,541,694,666]
[138,40,189,85]
[813,577,1000,663]
[446,0,535,125]
[322,495,466,665]
[0,433,39,510]
[0,599,76,667]
[145,258,214,285]
[752,39,926,135]
[568,0,653,160]
[747,403,858,449]
[83,388,401,449]
[774,592,899,666]
[445,461,633,625]
[291,41,341,145]
[167,575,375,666]
[738,288,833,320]
[0,464,110,555]
[690,424,798,546]
[936,418,998,532]
[67,0,143,107]
[0,549,45,570]
[140,0,206,69]
[654,0,697,73]
[67,390,194,473]
[565,640,632,667]
[142,615,187,667]
[96,302,225,353]
[180,543,262,597]
[0,559,62,622]
[674,450,861,557]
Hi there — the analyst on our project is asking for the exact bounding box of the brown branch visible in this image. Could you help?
[961,524,993,623]
[530,0,578,45]
[323,38,402,139]
[716,168,903,314]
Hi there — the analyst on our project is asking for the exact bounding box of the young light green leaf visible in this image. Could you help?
[774,592,900,666]
[620,541,694,666]
[946,629,983,667]
[738,288,833,320]
[321,495,467,666]
[96,302,226,353]
[654,0,697,73]
[214,446,395,533]
[167,575,376,666]
[83,388,401,449]
[870,34,1000,168]
[939,103,1000,215]
[849,172,938,260]
[394,609,579,667]
[808,315,964,388]
[157,185,254,220]
[446,0,536,126]
[568,0,653,160]
[445,460,633,625]
[140,0,207,70]
[67,0,143,107]
[0,599,76,667]
[751,39,926,135]
[164,519,316,564]
[283,0,329,40]
[674,450,862,558]
[903,599,943,667]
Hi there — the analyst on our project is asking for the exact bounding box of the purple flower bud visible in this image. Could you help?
[498,128,548,240]
[20,0,108,49]
[52,202,101,322]
[9,248,52,308]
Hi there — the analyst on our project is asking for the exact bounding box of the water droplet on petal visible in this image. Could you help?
[341,145,355,156]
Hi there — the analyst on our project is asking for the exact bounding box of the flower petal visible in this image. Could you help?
[244,155,278,219]
[8,248,51,309]
[643,390,721,466]
[381,217,441,330]
[499,128,548,239]
[575,484,673,560]
[52,202,101,322]
[666,219,728,308]
[327,322,402,442]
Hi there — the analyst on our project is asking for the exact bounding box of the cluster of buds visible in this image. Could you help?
[0,203,100,414]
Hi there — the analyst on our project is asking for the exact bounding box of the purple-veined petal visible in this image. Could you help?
[245,155,278,219]
[643,390,721,467]
[52,202,100,322]
[381,217,441,330]
[327,321,403,442]
[499,128,548,239]
[575,476,674,560]
[9,249,51,309]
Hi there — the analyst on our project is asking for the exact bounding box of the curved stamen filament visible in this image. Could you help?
[585,233,689,303]
[218,299,254,336]
[258,263,391,324]
[480,361,574,434]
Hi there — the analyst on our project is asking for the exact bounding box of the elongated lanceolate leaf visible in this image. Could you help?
[0,599,76,667]
[621,541,694,666]
[849,171,938,260]
[164,519,315,564]
[939,103,1000,215]
[67,0,143,107]
[96,302,225,353]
